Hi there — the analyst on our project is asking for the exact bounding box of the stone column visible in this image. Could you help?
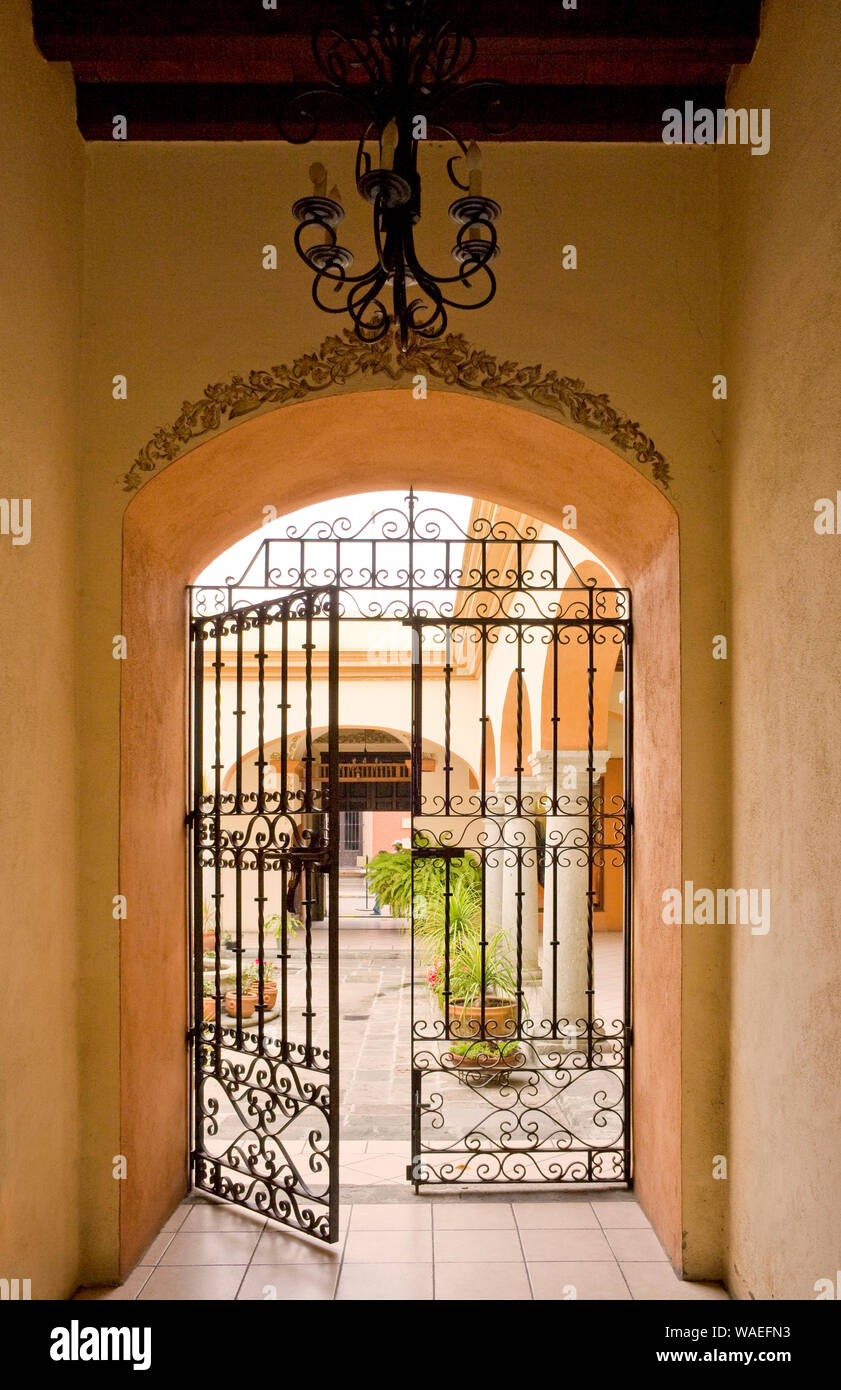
[482,804,505,939]
[491,776,541,984]
[528,748,610,1037]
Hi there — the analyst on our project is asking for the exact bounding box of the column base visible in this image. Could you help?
[536,1032,589,1056]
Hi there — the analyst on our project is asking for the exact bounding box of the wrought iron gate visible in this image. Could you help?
[189,586,340,1241]
[408,593,631,1186]
[189,493,632,1205]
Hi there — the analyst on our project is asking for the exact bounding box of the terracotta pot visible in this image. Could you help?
[258,981,278,1009]
[448,996,517,1040]
[202,929,216,953]
[202,997,216,1021]
[225,990,257,1018]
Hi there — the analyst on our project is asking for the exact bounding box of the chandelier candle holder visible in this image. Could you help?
[285,0,511,352]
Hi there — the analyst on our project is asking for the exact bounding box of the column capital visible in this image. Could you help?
[493,774,527,793]
[527,747,611,788]
[490,774,542,815]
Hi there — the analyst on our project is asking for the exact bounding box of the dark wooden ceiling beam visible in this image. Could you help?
[33,1,761,144]
[75,81,726,143]
[67,39,754,89]
[32,0,762,44]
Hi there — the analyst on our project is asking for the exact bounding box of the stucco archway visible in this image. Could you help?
[120,388,680,1276]
[539,559,620,750]
[499,668,534,778]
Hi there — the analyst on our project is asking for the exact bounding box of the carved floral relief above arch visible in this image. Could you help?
[119,329,671,494]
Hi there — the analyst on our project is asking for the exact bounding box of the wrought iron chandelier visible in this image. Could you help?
[284,0,511,353]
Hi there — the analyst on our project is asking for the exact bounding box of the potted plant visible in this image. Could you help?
[254,958,278,1009]
[266,910,303,947]
[425,911,525,1045]
[224,964,258,1018]
[202,977,217,1022]
[446,1037,526,1080]
[449,932,520,1040]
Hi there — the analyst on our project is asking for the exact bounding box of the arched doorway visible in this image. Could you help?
[120,389,680,1274]
[189,490,630,1239]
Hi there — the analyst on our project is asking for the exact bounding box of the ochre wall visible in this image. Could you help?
[722,0,841,1299]
[0,1,84,1299]
[369,811,408,858]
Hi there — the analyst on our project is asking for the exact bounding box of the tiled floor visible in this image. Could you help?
[77,925,726,1301]
[75,1190,729,1301]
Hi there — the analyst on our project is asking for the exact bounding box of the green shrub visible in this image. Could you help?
[448,1039,521,1060]
[365,841,481,920]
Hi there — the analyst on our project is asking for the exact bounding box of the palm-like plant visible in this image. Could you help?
[240,963,259,995]
[414,878,484,965]
[436,929,519,1009]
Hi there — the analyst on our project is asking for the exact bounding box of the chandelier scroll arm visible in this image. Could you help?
[275,81,374,145]
[427,77,524,138]
[312,26,384,104]
[437,260,497,314]
[309,263,381,317]
[406,246,498,319]
[346,271,393,343]
[289,0,508,349]
[410,20,477,94]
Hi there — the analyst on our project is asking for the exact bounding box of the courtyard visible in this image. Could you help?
[199,920,626,1168]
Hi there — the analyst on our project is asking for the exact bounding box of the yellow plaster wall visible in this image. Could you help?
[0,0,84,1299]
[722,0,841,1300]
